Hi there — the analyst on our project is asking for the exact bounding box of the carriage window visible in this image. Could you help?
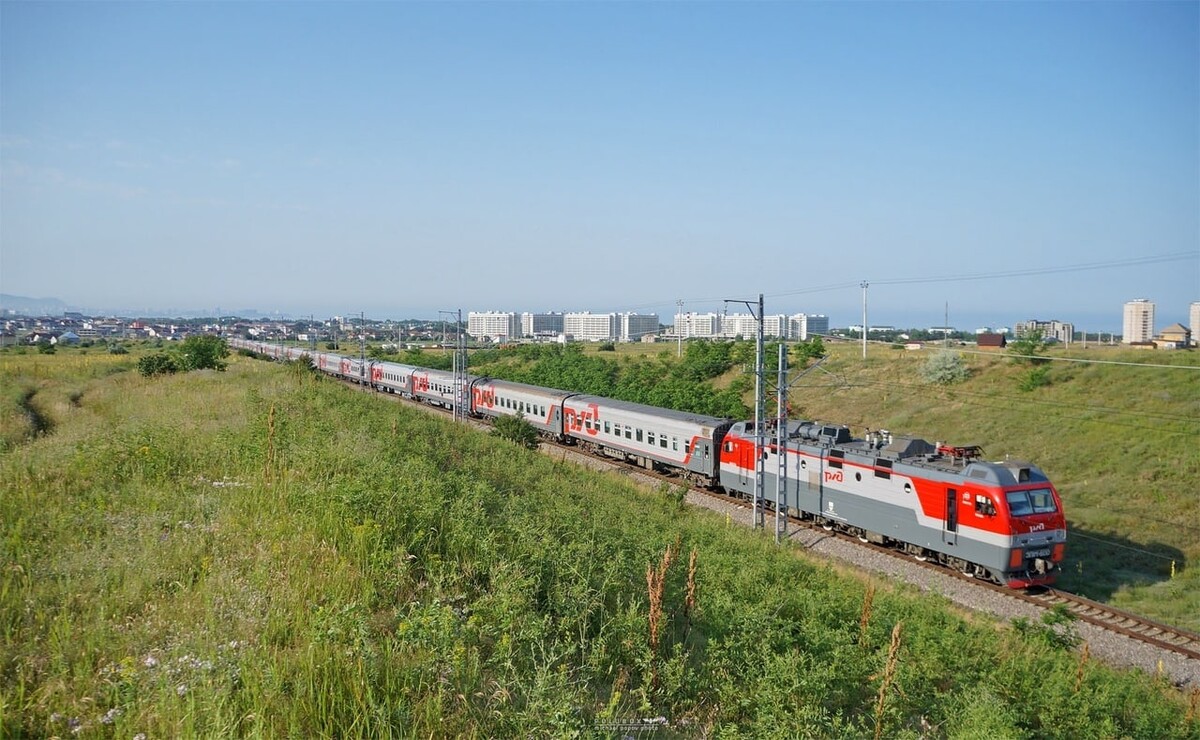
[685,440,691,454]
[636,429,643,442]
[625,428,632,439]
[672,438,678,451]
[647,432,656,445]
[604,421,611,434]
[660,438,668,448]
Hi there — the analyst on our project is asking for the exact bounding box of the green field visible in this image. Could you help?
[1,346,1196,737]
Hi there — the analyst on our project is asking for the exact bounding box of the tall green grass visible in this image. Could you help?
[1,351,1195,737]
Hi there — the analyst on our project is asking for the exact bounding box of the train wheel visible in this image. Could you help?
[821,519,834,532]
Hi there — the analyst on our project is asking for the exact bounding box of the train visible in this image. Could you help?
[228,337,1067,588]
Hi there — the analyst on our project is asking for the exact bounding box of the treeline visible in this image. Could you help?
[477,342,756,418]
[365,339,828,420]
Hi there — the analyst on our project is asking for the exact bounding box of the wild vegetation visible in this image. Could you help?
[1,347,1196,737]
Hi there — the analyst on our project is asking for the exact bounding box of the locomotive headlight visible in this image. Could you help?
[1033,558,1050,574]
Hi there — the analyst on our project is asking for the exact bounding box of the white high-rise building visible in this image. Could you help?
[789,314,830,341]
[1122,299,1155,344]
[674,312,721,339]
[720,313,759,339]
[619,313,659,342]
[564,312,618,342]
[521,312,564,338]
[1190,302,1200,348]
[467,311,520,342]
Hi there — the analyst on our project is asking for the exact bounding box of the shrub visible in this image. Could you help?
[491,412,539,449]
[137,352,179,377]
[919,350,968,385]
[1018,366,1051,392]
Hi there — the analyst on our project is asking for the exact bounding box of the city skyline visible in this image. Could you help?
[2,3,1197,330]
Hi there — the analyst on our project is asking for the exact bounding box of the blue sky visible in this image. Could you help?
[2,1,1197,331]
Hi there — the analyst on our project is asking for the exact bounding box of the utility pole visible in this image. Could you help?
[944,302,949,349]
[725,293,765,530]
[861,281,869,359]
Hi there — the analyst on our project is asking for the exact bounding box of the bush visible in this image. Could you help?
[491,412,539,449]
[37,341,56,355]
[137,353,179,377]
[919,350,968,385]
[107,344,128,355]
[1018,366,1051,392]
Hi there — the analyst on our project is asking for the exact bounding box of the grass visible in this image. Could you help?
[1,347,1197,737]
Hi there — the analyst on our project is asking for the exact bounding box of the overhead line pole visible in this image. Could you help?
[725,293,765,530]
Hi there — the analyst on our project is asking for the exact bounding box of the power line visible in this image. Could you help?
[664,250,1197,309]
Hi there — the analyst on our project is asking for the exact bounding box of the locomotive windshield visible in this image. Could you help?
[1006,488,1058,516]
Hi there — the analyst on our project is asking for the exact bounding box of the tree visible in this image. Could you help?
[178,335,229,371]
[792,337,826,365]
[1008,328,1049,365]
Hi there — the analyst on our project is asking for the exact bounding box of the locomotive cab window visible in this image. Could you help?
[1006,488,1058,516]
[974,494,996,516]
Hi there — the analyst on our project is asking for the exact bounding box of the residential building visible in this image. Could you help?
[1157,323,1191,348]
[1190,302,1200,347]
[521,312,564,339]
[467,311,520,343]
[1015,319,1074,344]
[564,312,618,342]
[673,312,721,339]
[1122,299,1155,344]
[789,314,829,340]
[619,313,659,342]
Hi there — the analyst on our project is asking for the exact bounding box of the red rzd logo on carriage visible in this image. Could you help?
[563,403,600,435]
[473,387,495,408]
[824,469,844,483]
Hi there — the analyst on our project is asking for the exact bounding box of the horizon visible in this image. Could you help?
[2,290,1192,336]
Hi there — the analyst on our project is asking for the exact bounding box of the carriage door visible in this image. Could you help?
[944,488,958,546]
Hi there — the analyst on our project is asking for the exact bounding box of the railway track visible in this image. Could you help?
[1018,589,1200,660]
[335,371,1200,670]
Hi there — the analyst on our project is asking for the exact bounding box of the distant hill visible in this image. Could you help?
[0,294,71,315]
